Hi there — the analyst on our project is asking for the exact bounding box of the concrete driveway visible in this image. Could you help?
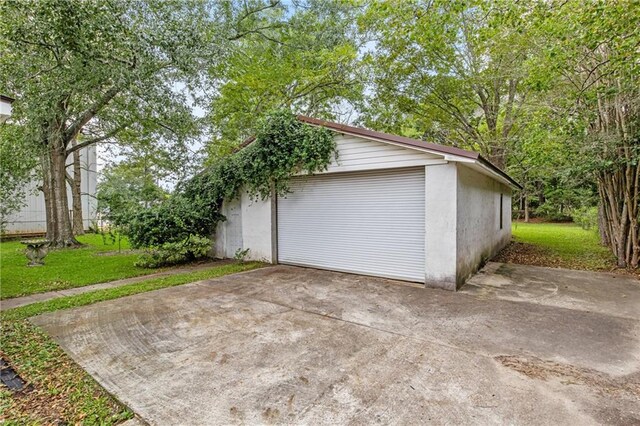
[32,263,640,425]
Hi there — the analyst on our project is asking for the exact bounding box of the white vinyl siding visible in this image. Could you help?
[320,134,442,174]
[4,145,98,234]
[277,167,425,283]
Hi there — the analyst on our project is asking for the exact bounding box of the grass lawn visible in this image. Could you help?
[0,261,264,425]
[1,234,161,299]
[495,222,619,272]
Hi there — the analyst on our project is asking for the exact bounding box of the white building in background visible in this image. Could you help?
[3,145,98,235]
[1,95,14,123]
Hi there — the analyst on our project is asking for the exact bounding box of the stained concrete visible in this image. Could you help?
[463,262,640,321]
[31,264,640,425]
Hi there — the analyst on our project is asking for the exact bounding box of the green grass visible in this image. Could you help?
[0,261,264,425]
[511,222,615,270]
[0,234,161,299]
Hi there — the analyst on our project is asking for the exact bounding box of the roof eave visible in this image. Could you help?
[475,156,522,190]
[297,115,481,161]
[240,114,522,190]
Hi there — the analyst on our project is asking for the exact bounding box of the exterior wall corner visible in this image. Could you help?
[424,163,458,289]
[455,164,512,288]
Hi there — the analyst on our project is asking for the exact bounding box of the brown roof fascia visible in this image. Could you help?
[238,135,255,149]
[476,155,523,189]
[297,115,521,189]
[297,115,480,160]
[237,114,521,189]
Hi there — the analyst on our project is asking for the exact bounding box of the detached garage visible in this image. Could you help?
[214,116,521,291]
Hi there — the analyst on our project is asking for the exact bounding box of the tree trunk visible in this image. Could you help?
[41,152,56,241]
[598,164,639,269]
[489,146,505,170]
[70,140,85,235]
[46,143,80,247]
[524,194,530,223]
[598,203,609,246]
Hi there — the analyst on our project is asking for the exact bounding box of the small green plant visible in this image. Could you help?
[234,248,250,263]
[100,227,125,252]
[135,235,212,268]
[571,206,598,230]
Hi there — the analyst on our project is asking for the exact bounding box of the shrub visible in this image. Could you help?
[134,235,212,268]
[572,206,598,230]
[534,203,572,222]
[126,110,336,251]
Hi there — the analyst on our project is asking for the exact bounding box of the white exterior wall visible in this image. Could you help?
[214,191,275,263]
[424,163,512,290]
[455,164,512,286]
[239,191,275,262]
[213,196,242,259]
[424,163,459,290]
[0,99,12,123]
[4,145,98,234]
[321,134,444,174]
[214,132,516,290]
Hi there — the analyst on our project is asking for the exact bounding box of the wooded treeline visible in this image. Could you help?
[1,0,638,268]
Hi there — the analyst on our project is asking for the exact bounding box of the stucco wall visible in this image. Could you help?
[240,191,275,263]
[214,191,275,263]
[424,163,458,290]
[455,164,512,287]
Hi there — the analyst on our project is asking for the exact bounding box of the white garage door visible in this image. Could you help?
[277,167,425,282]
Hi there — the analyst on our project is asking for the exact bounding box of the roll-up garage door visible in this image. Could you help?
[277,167,425,282]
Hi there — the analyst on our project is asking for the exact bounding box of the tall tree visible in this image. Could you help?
[360,0,530,169]
[97,161,169,227]
[207,0,363,158]
[66,138,85,235]
[524,0,639,268]
[0,0,279,247]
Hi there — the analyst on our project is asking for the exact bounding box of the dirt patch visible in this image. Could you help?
[496,355,640,398]
[494,242,639,278]
[493,242,555,267]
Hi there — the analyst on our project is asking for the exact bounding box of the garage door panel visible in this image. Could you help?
[277,168,425,282]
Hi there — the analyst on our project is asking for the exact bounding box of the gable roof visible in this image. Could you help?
[240,115,521,189]
[297,116,521,189]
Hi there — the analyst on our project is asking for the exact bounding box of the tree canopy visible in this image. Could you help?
[1,0,637,268]
[0,0,280,246]
[207,0,363,158]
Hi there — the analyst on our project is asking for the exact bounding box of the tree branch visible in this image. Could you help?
[228,24,283,41]
[235,0,280,25]
[64,86,121,144]
[66,124,128,155]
